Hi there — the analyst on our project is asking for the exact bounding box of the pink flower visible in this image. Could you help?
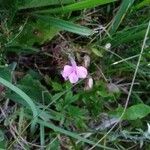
[61,58,88,83]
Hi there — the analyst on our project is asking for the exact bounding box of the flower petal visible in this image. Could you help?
[61,65,73,80]
[70,57,77,68]
[68,72,79,83]
[77,66,88,78]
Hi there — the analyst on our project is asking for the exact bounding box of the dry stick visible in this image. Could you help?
[10,127,26,150]
[94,63,108,82]
[88,20,150,150]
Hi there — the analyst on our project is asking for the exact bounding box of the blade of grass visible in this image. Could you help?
[35,15,94,36]
[18,108,24,134]
[19,0,74,9]
[134,0,150,9]
[37,119,116,150]
[103,23,150,47]
[0,77,38,132]
[109,0,135,34]
[33,0,116,14]
[40,124,45,148]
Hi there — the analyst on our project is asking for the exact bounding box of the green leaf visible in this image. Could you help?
[111,104,150,120]
[46,138,60,150]
[35,15,94,36]
[0,67,11,81]
[134,0,150,9]
[19,0,74,9]
[0,130,4,142]
[103,23,150,47]
[51,81,63,91]
[124,104,150,120]
[36,119,116,150]
[109,0,135,34]
[7,74,51,103]
[0,0,18,21]
[34,0,116,14]
[91,48,103,57]
[37,107,62,122]
[11,18,59,47]
[40,124,45,147]
[5,45,39,54]
[0,138,6,150]
[0,76,38,130]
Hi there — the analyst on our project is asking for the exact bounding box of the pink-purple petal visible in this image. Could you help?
[77,66,88,78]
[68,72,79,83]
[61,65,73,80]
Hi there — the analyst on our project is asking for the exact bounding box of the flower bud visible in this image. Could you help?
[84,55,90,68]
[105,43,111,50]
[85,77,93,90]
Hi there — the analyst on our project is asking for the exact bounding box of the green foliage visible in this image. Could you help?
[0,76,38,132]
[0,0,18,15]
[112,104,150,121]
[37,118,115,150]
[19,0,74,9]
[0,0,150,149]
[1,0,101,53]
[135,0,150,9]
[104,23,150,47]
[91,47,103,57]
[46,138,60,150]
[7,74,51,103]
[10,18,59,46]
[0,67,11,81]
[33,0,116,14]
[124,104,150,120]
[35,15,94,36]
[109,0,135,34]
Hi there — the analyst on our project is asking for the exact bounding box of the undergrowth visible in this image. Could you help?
[0,0,150,149]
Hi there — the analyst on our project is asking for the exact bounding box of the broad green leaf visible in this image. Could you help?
[35,15,94,36]
[111,104,150,120]
[34,0,116,14]
[109,0,135,34]
[124,104,150,120]
[11,18,59,47]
